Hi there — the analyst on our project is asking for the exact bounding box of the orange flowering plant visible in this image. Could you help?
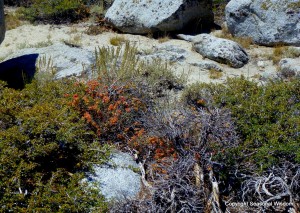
[68,78,147,146]
[66,78,180,164]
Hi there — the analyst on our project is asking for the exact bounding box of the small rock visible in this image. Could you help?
[279,58,300,78]
[178,33,249,68]
[139,45,187,63]
[257,61,266,71]
[85,151,141,201]
[190,61,223,72]
[259,72,278,81]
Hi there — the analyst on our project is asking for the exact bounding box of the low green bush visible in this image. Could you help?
[17,0,89,23]
[0,79,109,211]
[182,77,300,172]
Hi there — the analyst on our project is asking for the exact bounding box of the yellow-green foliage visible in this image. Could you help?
[0,79,109,211]
[288,1,300,9]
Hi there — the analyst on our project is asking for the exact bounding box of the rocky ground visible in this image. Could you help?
[0,22,286,85]
[0,2,299,211]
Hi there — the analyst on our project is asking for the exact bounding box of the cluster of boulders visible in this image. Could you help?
[104,0,299,69]
[105,0,299,47]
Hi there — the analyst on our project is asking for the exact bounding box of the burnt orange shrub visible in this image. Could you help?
[68,78,180,164]
[68,79,147,146]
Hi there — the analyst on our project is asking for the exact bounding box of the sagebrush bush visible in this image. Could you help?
[0,79,109,211]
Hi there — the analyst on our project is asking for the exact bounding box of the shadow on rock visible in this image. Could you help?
[0,54,38,89]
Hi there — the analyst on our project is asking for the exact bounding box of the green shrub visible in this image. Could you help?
[0,79,109,211]
[182,77,300,171]
[17,0,89,23]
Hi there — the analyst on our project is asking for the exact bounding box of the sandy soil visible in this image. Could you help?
[0,22,281,85]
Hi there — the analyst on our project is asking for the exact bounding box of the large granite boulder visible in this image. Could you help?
[0,0,5,44]
[105,0,214,34]
[225,0,300,46]
[177,33,249,68]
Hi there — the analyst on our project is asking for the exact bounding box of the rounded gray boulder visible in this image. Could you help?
[225,0,300,46]
[178,33,249,68]
[105,0,214,34]
[0,0,5,44]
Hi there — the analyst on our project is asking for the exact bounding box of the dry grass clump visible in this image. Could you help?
[5,12,24,30]
[63,34,82,47]
[270,45,300,64]
[216,25,253,49]
[92,42,185,97]
[85,25,106,35]
[158,35,170,43]
[209,68,223,79]
[110,36,127,46]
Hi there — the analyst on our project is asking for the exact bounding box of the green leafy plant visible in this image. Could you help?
[182,77,300,171]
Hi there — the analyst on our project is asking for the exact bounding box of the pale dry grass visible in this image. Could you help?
[110,36,127,46]
[215,25,253,49]
[209,69,223,79]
